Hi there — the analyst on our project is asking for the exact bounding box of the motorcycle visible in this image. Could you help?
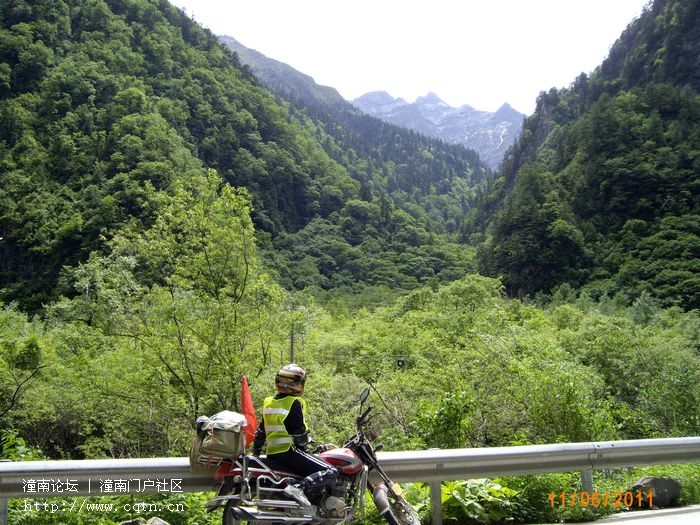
[206,388,421,525]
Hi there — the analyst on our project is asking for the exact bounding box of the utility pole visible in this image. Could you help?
[289,321,295,363]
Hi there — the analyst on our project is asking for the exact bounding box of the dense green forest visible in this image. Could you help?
[470,0,700,310]
[1,0,699,523]
[0,0,489,313]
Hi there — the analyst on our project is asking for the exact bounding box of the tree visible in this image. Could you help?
[56,170,288,449]
[483,165,588,297]
[0,306,46,420]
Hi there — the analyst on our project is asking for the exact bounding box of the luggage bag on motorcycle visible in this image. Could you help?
[189,410,248,475]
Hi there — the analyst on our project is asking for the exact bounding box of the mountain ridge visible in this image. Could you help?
[220,37,520,169]
[221,36,348,108]
[351,91,524,169]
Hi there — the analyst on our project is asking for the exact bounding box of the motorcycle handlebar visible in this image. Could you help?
[356,406,372,427]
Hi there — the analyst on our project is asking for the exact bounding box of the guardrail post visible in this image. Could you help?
[0,459,7,525]
[0,497,7,525]
[429,481,442,525]
[580,469,593,493]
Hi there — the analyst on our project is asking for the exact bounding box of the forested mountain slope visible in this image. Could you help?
[471,0,700,310]
[0,0,487,312]
[218,35,491,297]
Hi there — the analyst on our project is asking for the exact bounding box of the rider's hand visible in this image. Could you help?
[293,432,309,451]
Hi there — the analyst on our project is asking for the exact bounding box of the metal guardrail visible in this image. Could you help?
[1,437,699,523]
[379,436,700,482]
[0,457,213,499]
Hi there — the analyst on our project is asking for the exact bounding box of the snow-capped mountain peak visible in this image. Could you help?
[352,92,524,169]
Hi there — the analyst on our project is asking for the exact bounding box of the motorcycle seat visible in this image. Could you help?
[245,455,303,478]
[214,454,305,482]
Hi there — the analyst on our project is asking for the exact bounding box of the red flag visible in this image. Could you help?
[241,376,258,447]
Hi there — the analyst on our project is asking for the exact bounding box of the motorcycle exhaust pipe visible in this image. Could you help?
[231,505,312,523]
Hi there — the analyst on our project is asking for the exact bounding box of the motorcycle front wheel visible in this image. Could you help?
[382,494,421,525]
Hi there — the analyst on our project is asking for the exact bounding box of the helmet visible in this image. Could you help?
[275,363,307,395]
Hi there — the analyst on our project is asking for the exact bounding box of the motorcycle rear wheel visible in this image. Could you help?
[222,499,263,525]
[221,500,241,525]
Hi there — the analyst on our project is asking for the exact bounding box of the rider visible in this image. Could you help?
[252,364,339,506]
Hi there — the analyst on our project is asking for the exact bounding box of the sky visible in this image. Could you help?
[168,0,651,115]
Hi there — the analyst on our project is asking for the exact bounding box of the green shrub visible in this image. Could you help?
[496,472,607,524]
[441,479,518,524]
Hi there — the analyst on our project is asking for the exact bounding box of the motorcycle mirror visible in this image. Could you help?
[359,387,370,407]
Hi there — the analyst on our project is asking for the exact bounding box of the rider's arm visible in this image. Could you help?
[285,398,306,435]
[285,398,309,449]
[252,420,266,455]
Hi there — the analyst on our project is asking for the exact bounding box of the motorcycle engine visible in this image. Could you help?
[329,478,349,499]
[319,495,346,518]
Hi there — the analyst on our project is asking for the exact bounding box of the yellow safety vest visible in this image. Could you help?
[262,395,308,454]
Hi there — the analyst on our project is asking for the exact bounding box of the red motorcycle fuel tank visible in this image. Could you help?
[320,447,364,475]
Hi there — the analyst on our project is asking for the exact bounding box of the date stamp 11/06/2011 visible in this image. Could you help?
[548,490,653,509]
